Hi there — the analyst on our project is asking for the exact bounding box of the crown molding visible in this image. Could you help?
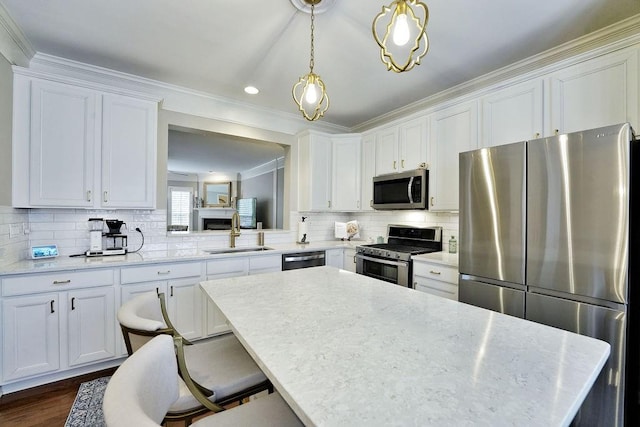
[352,13,640,132]
[26,52,349,136]
[0,2,34,66]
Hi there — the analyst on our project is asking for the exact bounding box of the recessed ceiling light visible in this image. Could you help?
[244,86,259,95]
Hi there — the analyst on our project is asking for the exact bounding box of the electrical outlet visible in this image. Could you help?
[22,223,30,235]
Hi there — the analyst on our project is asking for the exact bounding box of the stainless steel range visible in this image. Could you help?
[356,225,442,287]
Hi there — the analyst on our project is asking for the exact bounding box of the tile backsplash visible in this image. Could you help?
[0,205,459,265]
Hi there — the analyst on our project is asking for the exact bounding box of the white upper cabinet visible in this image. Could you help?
[12,71,159,209]
[101,94,157,208]
[399,116,429,171]
[297,131,333,211]
[480,80,543,147]
[298,131,362,212]
[332,135,361,211]
[360,133,376,211]
[374,126,399,175]
[429,100,478,211]
[549,47,639,135]
[27,79,98,207]
[374,117,428,175]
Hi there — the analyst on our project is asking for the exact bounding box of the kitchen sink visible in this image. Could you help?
[203,247,274,255]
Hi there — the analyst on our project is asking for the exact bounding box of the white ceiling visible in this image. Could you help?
[2,0,640,129]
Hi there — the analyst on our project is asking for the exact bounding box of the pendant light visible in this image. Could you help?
[292,0,329,121]
[372,0,429,73]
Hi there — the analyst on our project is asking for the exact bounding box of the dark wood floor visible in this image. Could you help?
[0,368,117,426]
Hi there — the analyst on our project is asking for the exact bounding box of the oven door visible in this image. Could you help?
[355,254,411,287]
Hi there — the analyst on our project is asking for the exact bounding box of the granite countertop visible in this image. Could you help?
[412,251,459,267]
[0,240,361,276]
[201,266,610,426]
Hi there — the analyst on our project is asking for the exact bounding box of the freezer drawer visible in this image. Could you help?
[526,292,626,427]
[458,277,525,318]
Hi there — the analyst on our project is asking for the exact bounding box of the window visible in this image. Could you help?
[168,186,193,231]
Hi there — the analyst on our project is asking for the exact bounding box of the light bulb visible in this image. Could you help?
[392,13,410,46]
[305,82,318,104]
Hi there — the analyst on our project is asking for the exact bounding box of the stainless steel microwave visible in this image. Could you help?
[372,169,428,210]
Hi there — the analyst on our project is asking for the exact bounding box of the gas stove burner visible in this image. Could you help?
[356,225,443,261]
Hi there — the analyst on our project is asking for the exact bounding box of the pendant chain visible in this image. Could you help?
[309,3,315,72]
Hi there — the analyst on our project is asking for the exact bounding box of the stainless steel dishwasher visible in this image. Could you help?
[281,251,326,270]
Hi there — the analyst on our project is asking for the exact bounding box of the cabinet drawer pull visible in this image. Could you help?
[157,270,171,275]
[50,300,55,313]
[71,297,76,310]
[429,270,441,275]
[53,279,71,285]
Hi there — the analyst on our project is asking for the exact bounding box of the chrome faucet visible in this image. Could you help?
[230,211,241,248]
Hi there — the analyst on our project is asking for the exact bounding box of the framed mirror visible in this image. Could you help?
[203,182,231,207]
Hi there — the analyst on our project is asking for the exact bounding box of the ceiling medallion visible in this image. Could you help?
[292,0,329,121]
[373,0,430,73]
[290,0,336,14]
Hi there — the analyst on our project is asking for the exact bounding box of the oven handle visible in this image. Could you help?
[356,254,409,267]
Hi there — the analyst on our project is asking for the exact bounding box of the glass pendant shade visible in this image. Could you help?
[373,0,429,73]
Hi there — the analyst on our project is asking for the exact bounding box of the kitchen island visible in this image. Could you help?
[201,266,610,426]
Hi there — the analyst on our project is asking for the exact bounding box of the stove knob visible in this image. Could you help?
[385,251,390,257]
[396,254,400,259]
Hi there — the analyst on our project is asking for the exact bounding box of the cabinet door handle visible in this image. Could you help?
[357,200,360,209]
[50,300,55,313]
[170,286,174,297]
[156,287,159,295]
[535,132,540,138]
[328,200,331,209]
[554,129,559,135]
[429,270,441,275]
[401,159,405,168]
[157,270,171,275]
[430,197,435,207]
[103,191,108,203]
[53,279,71,285]
[393,160,397,170]
[87,190,92,202]
[353,255,356,264]
[71,297,76,310]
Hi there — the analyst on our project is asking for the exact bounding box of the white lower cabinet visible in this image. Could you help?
[120,262,203,343]
[2,293,60,381]
[67,287,116,367]
[413,260,459,301]
[343,248,357,272]
[326,249,343,269]
[1,270,116,383]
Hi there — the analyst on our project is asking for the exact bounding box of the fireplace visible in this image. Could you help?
[202,218,232,230]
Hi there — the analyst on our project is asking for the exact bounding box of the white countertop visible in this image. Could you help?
[201,266,609,426]
[0,240,360,276]
[412,251,459,267]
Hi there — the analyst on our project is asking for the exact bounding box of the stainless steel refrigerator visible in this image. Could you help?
[458,123,638,426]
